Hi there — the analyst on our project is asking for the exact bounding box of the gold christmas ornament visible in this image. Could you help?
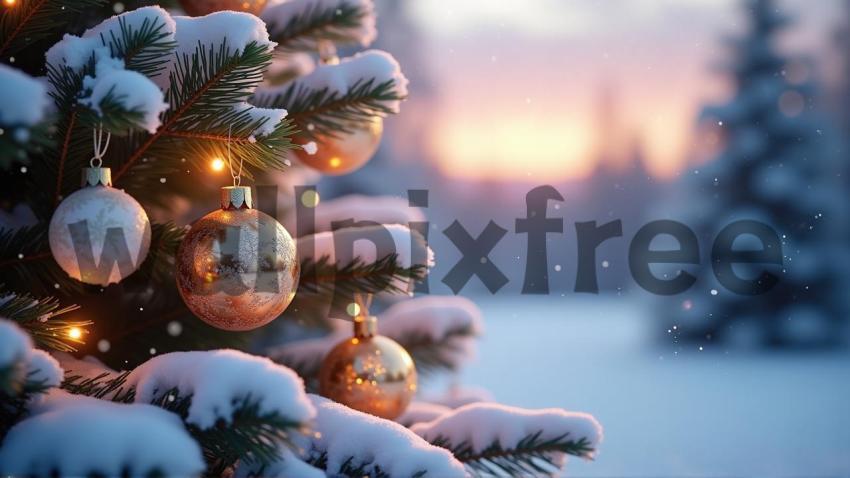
[177,0,267,16]
[176,186,299,331]
[295,116,383,175]
[49,130,151,286]
[319,297,417,419]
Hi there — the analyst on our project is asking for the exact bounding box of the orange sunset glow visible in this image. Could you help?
[409,0,840,182]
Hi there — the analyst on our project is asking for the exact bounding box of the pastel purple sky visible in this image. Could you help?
[409,0,842,181]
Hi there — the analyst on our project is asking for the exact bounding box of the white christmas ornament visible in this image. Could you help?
[49,166,151,286]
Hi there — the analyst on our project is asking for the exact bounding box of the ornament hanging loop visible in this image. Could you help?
[89,125,111,168]
[226,125,244,187]
[352,293,376,339]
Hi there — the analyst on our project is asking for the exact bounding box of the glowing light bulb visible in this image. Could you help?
[211,158,225,172]
[3,0,17,6]
[68,327,83,340]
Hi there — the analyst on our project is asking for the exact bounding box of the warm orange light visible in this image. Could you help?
[3,0,16,6]
[328,157,342,169]
[68,327,83,340]
[211,158,225,172]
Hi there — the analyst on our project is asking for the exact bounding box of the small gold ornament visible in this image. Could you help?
[319,297,417,419]
[177,0,267,16]
[176,186,299,331]
[295,115,383,175]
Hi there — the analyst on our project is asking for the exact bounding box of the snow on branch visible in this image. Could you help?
[0,319,63,396]
[262,0,377,51]
[45,6,175,133]
[396,401,452,428]
[0,391,205,477]
[0,64,51,166]
[0,64,49,129]
[0,319,63,439]
[124,349,314,429]
[300,224,433,271]
[301,194,426,235]
[412,403,603,477]
[173,11,277,58]
[254,50,407,138]
[296,395,466,477]
[379,296,483,374]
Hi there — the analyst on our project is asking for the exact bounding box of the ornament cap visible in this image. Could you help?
[353,315,377,339]
[220,186,252,210]
[81,167,112,187]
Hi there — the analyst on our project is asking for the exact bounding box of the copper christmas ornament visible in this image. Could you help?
[176,186,299,331]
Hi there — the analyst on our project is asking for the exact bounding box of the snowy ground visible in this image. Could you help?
[449,295,850,477]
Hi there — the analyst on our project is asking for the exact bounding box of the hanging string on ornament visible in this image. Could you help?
[49,125,151,286]
[319,294,417,419]
[293,40,384,176]
[176,127,300,331]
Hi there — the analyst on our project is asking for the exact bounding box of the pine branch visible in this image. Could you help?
[64,375,306,474]
[100,13,176,78]
[113,40,296,191]
[285,254,424,323]
[431,431,595,477]
[62,370,133,401]
[255,78,402,139]
[0,289,86,352]
[394,326,477,375]
[298,253,424,297]
[265,1,371,52]
[306,452,423,478]
[0,0,105,58]
[27,12,177,215]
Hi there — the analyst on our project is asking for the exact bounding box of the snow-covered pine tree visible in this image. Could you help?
[660,0,848,347]
[0,1,602,476]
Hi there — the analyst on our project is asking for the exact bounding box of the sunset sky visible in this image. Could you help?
[409,0,842,181]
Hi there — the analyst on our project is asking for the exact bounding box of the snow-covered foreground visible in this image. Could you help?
[452,295,850,477]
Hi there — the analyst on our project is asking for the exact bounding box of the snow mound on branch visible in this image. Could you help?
[380,296,483,344]
[262,0,377,47]
[46,6,176,73]
[396,401,452,428]
[0,65,49,128]
[0,319,63,392]
[80,60,168,133]
[0,319,30,368]
[258,49,408,113]
[45,7,171,132]
[308,194,426,235]
[298,395,466,477]
[0,391,204,477]
[235,447,324,478]
[26,349,62,387]
[125,349,314,429]
[174,11,277,57]
[233,103,289,137]
[301,223,433,268]
[411,402,603,462]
